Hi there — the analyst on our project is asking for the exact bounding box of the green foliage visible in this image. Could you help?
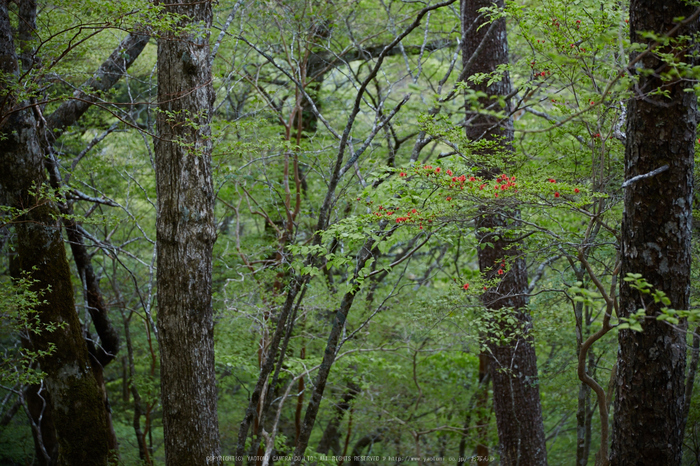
[0,271,60,387]
[621,273,700,329]
[3,0,700,463]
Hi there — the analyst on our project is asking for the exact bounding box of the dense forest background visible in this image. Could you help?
[1,0,700,465]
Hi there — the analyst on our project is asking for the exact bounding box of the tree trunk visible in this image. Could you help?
[155,1,221,465]
[317,382,360,455]
[610,1,698,464]
[0,2,113,464]
[461,1,548,464]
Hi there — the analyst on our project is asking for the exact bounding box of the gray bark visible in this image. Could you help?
[154,1,221,464]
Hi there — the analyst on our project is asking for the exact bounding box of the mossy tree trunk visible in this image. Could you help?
[610,1,698,464]
[0,2,113,464]
[155,1,221,464]
[462,1,548,464]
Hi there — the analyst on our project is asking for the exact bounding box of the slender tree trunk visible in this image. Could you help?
[24,384,57,466]
[291,235,379,466]
[475,353,490,466]
[155,1,221,464]
[317,382,360,455]
[611,1,698,464]
[461,1,547,464]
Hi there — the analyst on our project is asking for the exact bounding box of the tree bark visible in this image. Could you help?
[462,1,548,464]
[610,1,698,464]
[0,2,114,464]
[155,1,221,465]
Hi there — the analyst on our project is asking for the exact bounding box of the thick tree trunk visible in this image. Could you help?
[155,1,221,465]
[0,2,113,464]
[610,1,698,464]
[461,1,547,464]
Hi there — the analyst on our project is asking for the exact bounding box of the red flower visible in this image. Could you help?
[494,193,499,198]
[446,196,452,201]
[590,101,595,105]
[497,269,504,275]
[412,208,417,213]
[463,283,470,290]
[554,192,560,198]
[574,188,580,193]
[400,172,407,177]
[469,176,476,182]
[480,184,486,190]
[435,167,441,173]
[447,169,453,176]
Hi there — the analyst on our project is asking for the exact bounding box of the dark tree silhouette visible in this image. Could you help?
[611,2,699,465]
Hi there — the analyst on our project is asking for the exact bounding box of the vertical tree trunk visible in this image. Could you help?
[461,1,548,464]
[0,2,112,464]
[610,2,698,464]
[474,354,491,465]
[317,382,360,455]
[155,1,221,465]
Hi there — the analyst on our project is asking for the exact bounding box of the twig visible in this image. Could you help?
[621,165,669,188]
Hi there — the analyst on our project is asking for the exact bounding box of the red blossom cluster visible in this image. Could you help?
[496,260,506,275]
[378,167,584,222]
[370,204,427,228]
